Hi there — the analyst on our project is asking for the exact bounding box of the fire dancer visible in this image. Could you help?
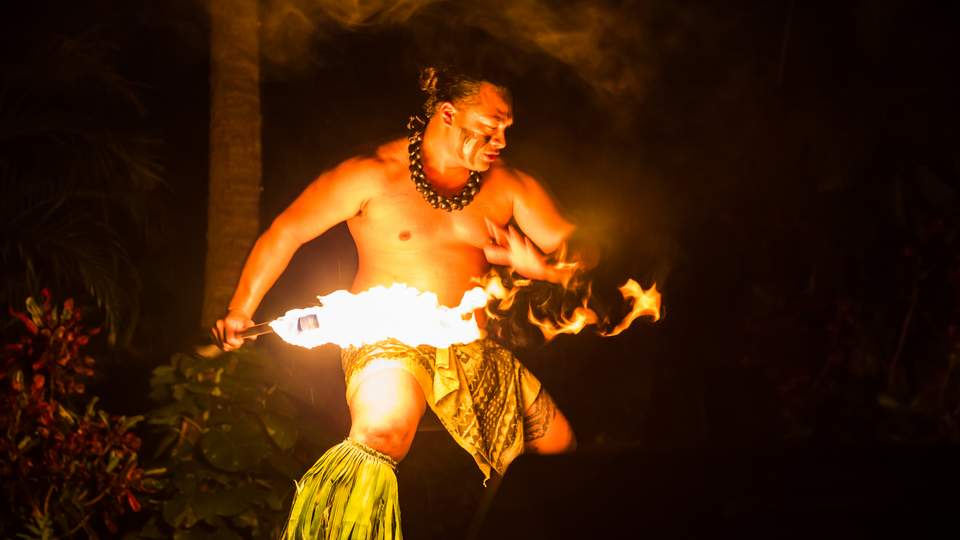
[215,66,580,539]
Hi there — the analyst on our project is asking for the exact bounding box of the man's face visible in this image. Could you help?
[449,82,513,171]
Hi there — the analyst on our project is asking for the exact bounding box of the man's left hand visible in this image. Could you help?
[484,218,551,281]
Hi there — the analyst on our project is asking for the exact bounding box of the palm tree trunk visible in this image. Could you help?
[203,0,262,328]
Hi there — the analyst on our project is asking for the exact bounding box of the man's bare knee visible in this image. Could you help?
[528,422,576,454]
[524,388,576,454]
[351,422,416,462]
[347,364,426,462]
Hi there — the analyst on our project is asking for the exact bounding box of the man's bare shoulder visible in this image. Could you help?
[372,137,408,167]
[318,138,405,190]
[485,159,541,195]
[337,139,401,174]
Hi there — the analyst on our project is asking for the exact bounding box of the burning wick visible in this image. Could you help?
[238,313,319,339]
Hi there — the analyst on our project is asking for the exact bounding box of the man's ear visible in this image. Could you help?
[437,102,456,126]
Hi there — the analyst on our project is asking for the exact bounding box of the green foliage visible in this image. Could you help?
[0,293,160,538]
[136,347,329,539]
[0,28,163,345]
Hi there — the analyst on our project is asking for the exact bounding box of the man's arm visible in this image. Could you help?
[511,171,575,255]
[215,157,381,349]
[484,171,588,284]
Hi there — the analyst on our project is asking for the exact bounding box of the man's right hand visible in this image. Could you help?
[213,309,255,351]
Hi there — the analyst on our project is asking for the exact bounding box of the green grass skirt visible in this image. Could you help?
[283,439,402,540]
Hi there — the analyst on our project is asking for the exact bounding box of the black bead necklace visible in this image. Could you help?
[407,115,482,211]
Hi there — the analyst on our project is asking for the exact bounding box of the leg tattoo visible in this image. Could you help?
[523,389,557,442]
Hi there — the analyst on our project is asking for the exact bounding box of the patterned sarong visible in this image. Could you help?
[341,338,541,481]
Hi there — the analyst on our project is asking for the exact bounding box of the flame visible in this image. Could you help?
[268,268,661,350]
[479,272,531,311]
[478,246,661,341]
[269,283,488,349]
[519,279,661,341]
[528,303,599,342]
[601,280,661,336]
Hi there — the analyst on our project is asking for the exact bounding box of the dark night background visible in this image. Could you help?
[2,0,959,538]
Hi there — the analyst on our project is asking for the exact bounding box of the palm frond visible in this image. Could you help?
[0,30,162,346]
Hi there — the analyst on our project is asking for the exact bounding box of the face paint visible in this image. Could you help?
[457,126,492,167]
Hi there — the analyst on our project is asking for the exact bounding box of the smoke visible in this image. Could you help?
[470,1,652,100]
[261,0,658,104]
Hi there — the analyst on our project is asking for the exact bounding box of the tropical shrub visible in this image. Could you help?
[0,292,159,538]
[137,347,330,539]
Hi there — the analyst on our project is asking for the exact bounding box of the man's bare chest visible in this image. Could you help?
[347,172,512,252]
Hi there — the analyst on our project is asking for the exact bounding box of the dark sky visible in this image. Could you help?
[3,0,959,450]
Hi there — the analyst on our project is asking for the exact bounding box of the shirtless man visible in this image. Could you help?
[215,67,577,539]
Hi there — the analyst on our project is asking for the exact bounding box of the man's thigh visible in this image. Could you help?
[347,362,427,461]
[523,388,576,454]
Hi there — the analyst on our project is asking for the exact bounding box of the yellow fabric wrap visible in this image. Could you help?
[342,338,542,481]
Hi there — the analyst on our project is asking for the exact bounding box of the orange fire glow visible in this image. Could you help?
[268,269,661,350]
[601,280,662,336]
[269,283,489,349]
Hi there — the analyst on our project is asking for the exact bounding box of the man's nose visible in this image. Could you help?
[490,131,506,150]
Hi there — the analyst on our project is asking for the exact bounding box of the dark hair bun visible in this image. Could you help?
[419,66,440,95]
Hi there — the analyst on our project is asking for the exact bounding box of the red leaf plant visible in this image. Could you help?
[1,291,160,538]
